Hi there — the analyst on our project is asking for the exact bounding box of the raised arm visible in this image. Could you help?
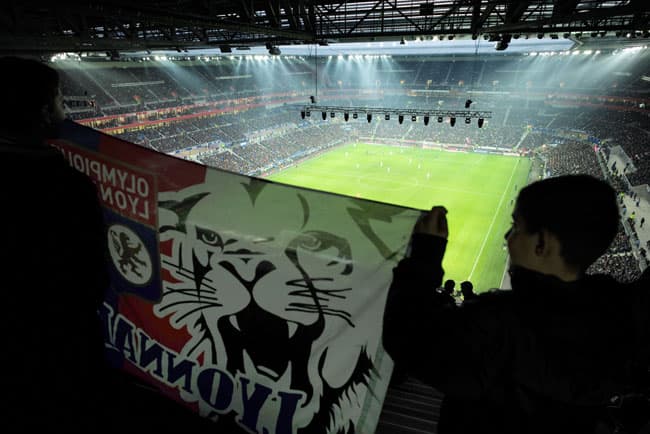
[382,206,510,398]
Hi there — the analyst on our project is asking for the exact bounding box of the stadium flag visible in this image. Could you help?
[50,120,421,434]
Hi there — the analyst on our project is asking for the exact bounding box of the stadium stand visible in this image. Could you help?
[53,57,649,433]
[55,57,649,283]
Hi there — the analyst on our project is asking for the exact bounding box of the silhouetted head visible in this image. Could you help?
[443,279,455,294]
[0,56,64,142]
[506,175,619,281]
[460,281,474,297]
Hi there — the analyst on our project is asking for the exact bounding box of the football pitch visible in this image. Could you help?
[269,143,532,292]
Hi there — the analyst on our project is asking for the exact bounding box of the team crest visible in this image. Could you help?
[108,224,153,285]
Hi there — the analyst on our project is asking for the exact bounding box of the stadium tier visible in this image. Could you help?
[55,53,650,285]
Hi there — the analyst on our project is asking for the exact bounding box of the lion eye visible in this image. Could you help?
[197,227,223,247]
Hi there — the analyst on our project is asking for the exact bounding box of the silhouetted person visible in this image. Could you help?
[0,57,109,431]
[438,279,456,306]
[384,175,649,434]
[459,280,477,302]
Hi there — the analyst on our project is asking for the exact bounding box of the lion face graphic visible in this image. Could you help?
[156,170,412,433]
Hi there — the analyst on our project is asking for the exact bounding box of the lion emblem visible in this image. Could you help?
[155,170,413,433]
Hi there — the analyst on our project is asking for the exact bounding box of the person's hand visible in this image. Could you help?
[414,206,448,239]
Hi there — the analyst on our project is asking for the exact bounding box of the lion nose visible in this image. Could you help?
[218,259,276,292]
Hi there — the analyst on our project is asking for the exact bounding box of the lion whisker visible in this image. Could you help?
[287,277,335,284]
[289,287,352,300]
[162,287,220,301]
[159,299,222,312]
[286,305,354,327]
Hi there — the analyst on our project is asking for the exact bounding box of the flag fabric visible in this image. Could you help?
[50,120,422,434]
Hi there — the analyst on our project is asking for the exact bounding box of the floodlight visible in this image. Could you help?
[450,117,456,127]
[411,115,417,122]
[465,99,473,108]
[305,111,311,117]
[385,114,390,120]
[269,46,282,55]
[310,95,316,103]
[478,118,484,128]
[400,38,406,45]
[537,33,544,39]
[465,117,471,124]
[301,111,305,119]
[424,115,430,126]
[344,112,349,121]
[437,116,443,123]
[322,112,327,120]
[353,113,358,119]
[330,112,335,118]
[367,113,372,122]
[219,45,232,53]
[398,114,404,124]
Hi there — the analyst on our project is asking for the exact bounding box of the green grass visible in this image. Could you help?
[269,143,531,292]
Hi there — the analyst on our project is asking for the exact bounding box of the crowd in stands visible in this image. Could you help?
[532,131,645,282]
[606,227,633,254]
[55,59,649,285]
[196,124,348,175]
[587,253,640,283]
[546,109,650,185]
[199,150,257,174]
[542,140,603,179]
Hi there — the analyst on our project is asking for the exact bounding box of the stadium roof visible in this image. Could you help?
[0,1,648,54]
[109,38,573,59]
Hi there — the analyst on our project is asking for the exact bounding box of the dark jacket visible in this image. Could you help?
[0,142,109,431]
[383,233,648,434]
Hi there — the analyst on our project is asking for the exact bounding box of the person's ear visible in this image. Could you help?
[536,230,562,258]
[40,104,52,125]
[533,230,544,256]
